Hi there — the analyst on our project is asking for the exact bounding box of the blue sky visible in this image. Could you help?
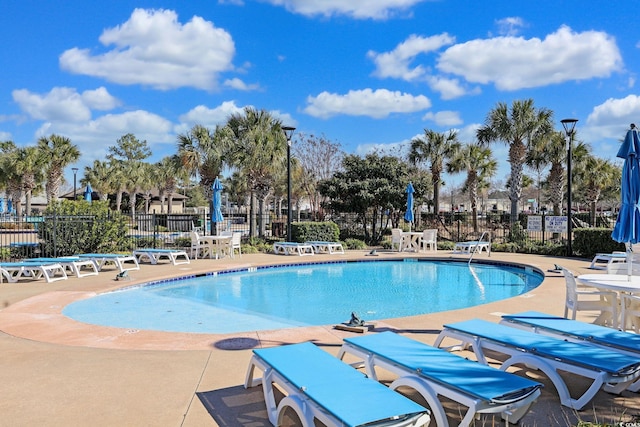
[1,0,638,189]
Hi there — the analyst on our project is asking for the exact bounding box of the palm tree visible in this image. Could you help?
[177,124,226,200]
[0,141,23,216]
[83,160,113,202]
[225,107,287,237]
[576,155,617,226]
[156,155,185,214]
[448,143,498,232]
[477,99,553,223]
[14,146,47,215]
[37,134,81,203]
[409,129,460,216]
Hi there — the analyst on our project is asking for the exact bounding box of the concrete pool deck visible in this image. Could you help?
[0,250,638,426]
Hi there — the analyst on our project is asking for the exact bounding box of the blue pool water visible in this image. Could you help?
[63,260,543,334]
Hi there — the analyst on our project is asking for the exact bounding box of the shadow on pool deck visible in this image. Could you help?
[0,250,639,426]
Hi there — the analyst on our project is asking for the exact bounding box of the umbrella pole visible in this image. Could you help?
[627,242,633,281]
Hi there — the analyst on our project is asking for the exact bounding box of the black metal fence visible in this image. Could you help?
[0,210,616,261]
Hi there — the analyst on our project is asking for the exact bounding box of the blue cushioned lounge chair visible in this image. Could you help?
[244,341,430,427]
[500,310,640,392]
[434,319,640,410]
[338,331,541,427]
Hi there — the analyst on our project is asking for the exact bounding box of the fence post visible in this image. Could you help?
[53,213,57,258]
[153,212,157,249]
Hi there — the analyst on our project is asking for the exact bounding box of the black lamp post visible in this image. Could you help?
[282,126,296,242]
[72,167,79,200]
[561,118,578,256]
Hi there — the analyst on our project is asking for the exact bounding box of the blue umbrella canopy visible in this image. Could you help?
[0,197,4,213]
[611,126,640,279]
[611,126,640,245]
[211,178,224,234]
[84,183,93,202]
[404,182,415,231]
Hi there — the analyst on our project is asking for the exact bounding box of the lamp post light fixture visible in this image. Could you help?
[72,167,79,200]
[561,118,578,256]
[282,126,296,242]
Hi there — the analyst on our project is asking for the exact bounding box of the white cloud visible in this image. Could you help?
[368,33,455,81]
[12,86,120,123]
[367,33,477,99]
[0,131,11,141]
[178,101,245,129]
[438,26,622,91]
[176,101,295,134]
[584,95,640,143]
[426,75,478,100]
[263,0,427,19]
[223,78,260,91]
[32,110,174,168]
[59,8,235,90]
[495,17,526,36]
[422,110,462,126]
[304,88,431,119]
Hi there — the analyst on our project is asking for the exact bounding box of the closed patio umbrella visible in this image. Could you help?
[611,125,640,279]
[84,183,93,202]
[0,197,4,213]
[404,182,415,232]
[211,178,224,235]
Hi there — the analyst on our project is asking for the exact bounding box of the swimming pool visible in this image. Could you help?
[63,259,543,334]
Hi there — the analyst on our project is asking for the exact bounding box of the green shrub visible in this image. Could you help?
[344,238,366,250]
[291,221,340,242]
[573,228,625,258]
[38,200,130,256]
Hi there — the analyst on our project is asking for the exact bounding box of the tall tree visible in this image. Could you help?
[155,155,186,214]
[177,124,227,200]
[319,153,414,243]
[14,146,47,215]
[477,99,553,223]
[575,155,617,225]
[107,134,152,216]
[409,129,460,216]
[0,141,22,216]
[83,160,113,202]
[37,134,81,203]
[293,133,343,220]
[225,107,287,237]
[448,143,498,232]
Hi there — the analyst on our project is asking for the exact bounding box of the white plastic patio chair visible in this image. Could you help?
[390,228,403,252]
[229,232,242,258]
[419,229,437,252]
[561,267,619,328]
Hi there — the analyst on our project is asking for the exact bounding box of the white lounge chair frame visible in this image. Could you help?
[434,319,640,410]
[305,241,345,255]
[245,342,431,427]
[77,254,140,273]
[453,241,490,254]
[272,242,315,256]
[500,310,640,392]
[29,257,99,278]
[589,252,627,269]
[338,331,541,427]
[0,262,68,283]
[133,249,190,265]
